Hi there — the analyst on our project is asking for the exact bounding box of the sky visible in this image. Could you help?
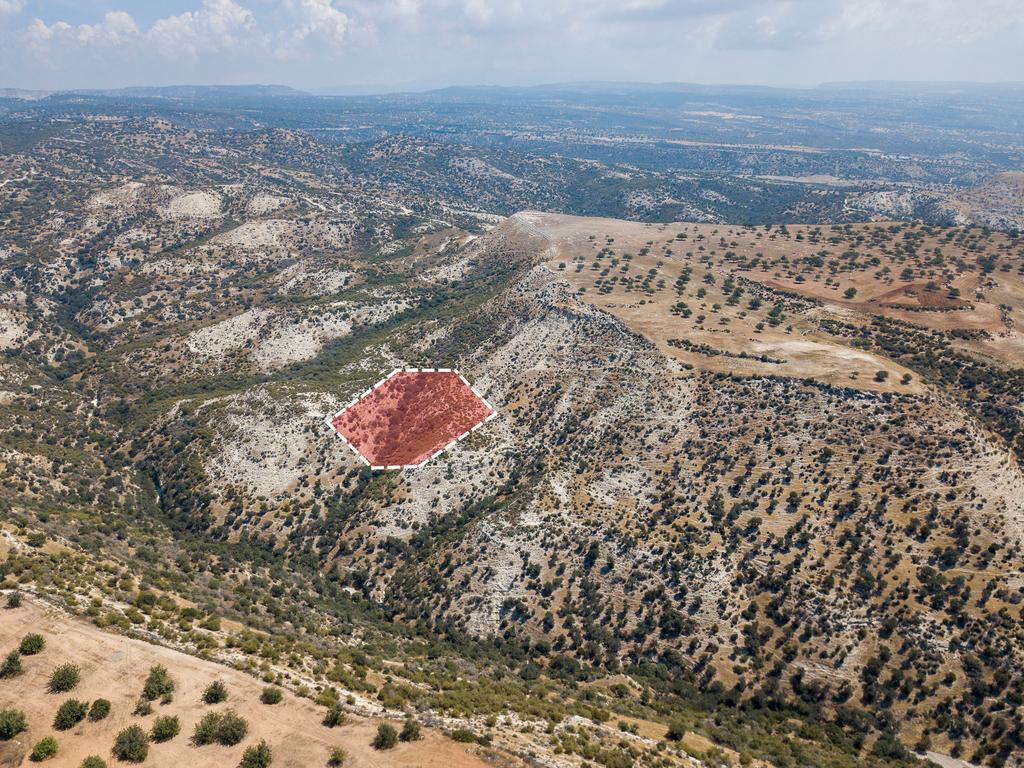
[1,0,1022,92]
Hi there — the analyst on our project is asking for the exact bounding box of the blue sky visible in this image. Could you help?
[1,0,1022,92]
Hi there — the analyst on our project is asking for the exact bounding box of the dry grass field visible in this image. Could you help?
[0,600,492,768]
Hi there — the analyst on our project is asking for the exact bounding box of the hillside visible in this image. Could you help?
[1,101,1023,768]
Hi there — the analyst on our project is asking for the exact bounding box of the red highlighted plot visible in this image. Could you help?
[328,369,496,469]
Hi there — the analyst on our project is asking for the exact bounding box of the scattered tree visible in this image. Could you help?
[53,699,88,731]
[48,663,81,693]
[202,680,228,704]
[30,736,59,762]
[0,708,27,740]
[112,725,149,763]
[373,724,398,750]
[150,715,180,743]
[239,740,273,768]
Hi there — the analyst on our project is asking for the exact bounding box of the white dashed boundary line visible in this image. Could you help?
[324,368,497,471]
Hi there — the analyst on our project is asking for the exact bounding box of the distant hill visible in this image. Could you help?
[69,84,309,100]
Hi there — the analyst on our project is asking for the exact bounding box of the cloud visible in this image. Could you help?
[275,0,351,58]
[148,0,256,57]
[5,0,1022,88]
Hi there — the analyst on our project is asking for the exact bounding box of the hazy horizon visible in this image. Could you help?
[1,1,1021,93]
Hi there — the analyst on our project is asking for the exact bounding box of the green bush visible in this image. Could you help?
[150,715,180,743]
[53,699,88,730]
[239,740,273,768]
[202,680,228,704]
[20,633,44,655]
[88,699,111,721]
[322,705,345,728]
[48,663,81,693]
[216,710,248,746]
[373,724,398,750]
[400,719,422,742]
[0,650,22,678]
[30,736,59,762]
[5,592,21,609]
[666,719,686,741]
[0,708,27,739]
[80,757,107,768]
[327,747,347,767]
[449,728,477,743]
[141,665,174,702]
[112,725,149,763]
[260,687,282,705]
[192,710,248,746]
[132,699,152,717]
[192,712,221,746]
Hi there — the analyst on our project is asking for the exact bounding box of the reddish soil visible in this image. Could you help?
[332,371,494,467]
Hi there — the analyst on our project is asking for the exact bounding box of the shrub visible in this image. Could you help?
[5,592,21,609]
[30,736,59,762]
[327,747,347,767]
[192,710,248,746]
[112,725,149,763]
[132,700,152,717]
[54,699,89,730]
[141,665,174,702]
[0,650,22,678]
[373,724,398,750]
[260,686,282,705]
[89,699,111,721]
[239,740,273,768]
[192,712,222,745]
[150,715,180,742]
[666,719,686,741]
[216,710,248,746]
[322,705,345,728]
[48,663,81,693]
[80,757,107,768]
[449,728,476,743]
[399,719,422,742]
[20,633,44,655]
[0,708,27,739]
[202,680,228,704]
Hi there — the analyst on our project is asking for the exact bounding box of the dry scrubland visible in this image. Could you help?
[1,112,1023,768]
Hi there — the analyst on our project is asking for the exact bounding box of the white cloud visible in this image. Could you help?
[6,0,1023,88]
[275,0,351,57]
[148,0,256,57]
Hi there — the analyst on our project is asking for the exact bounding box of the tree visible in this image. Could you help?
[193,710,248,746]
[0,650,22,678]
[88,699,111,721]
[112,725,149,762]
[48,663,81,693]
[142,665,174,702]
[399,719,422,742]
[239,740,273,768]
[30,736,59,762]
[322,705,345,728]
[150,715,180,743]
[373,724,398,750]
[19,633,44,655]
[0,708,27,739]
[202,680,228,704]
[216,710,248,746]
[53,699,88,730]
[260,687,282,705]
